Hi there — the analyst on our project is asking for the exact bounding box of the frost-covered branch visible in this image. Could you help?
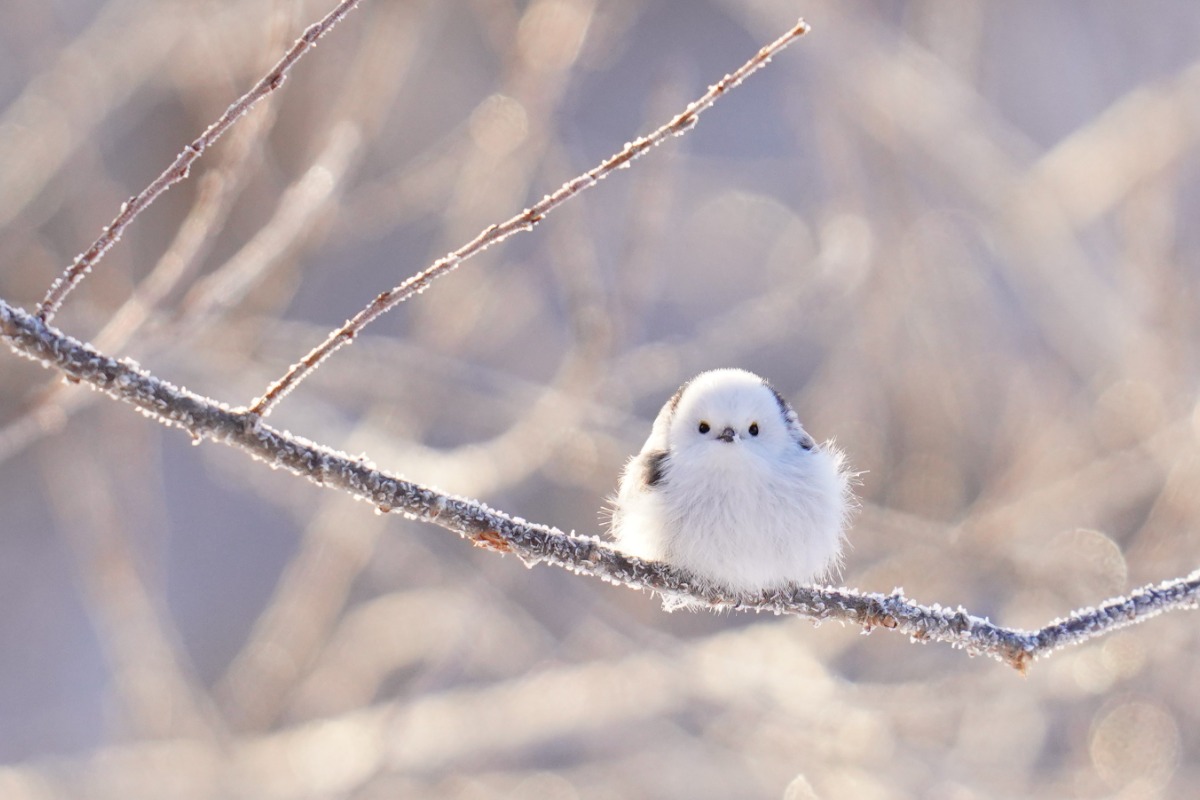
[4,297,1197,673]
[36,0,364,323]
[246,19,813,417]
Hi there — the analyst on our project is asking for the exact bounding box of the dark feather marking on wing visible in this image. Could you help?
[765,380,814,450]
[665,377,694,419]
[644,450,669,487]
[766,383,794,422]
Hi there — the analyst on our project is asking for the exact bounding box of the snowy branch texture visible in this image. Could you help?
[4,298,1197,672]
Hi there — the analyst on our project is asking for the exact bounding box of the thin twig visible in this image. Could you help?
[35,0,364,324]
[248,18,814,416]
[4,297,1197,673]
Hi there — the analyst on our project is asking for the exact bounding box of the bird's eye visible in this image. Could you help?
[698,421,710,434]
[749,423,759,436]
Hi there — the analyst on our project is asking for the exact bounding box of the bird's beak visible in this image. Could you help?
[718,427,737,443]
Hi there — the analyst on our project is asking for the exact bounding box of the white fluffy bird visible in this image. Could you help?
[610,368,852,596]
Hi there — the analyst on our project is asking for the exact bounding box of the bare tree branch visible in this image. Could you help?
[246,18,813,417]
[4,297,1197,673]
[35,0,364,323]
